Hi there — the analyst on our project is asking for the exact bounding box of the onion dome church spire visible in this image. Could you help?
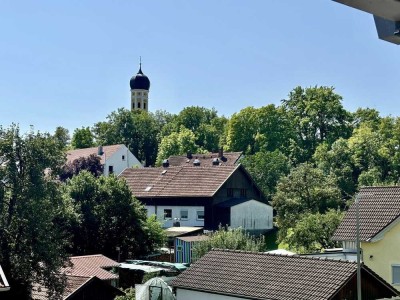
[130,57,150,111]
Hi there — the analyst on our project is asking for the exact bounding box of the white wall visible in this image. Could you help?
[231,200,273,230]
[145,205,204,228]
[176,288,249,300]
[104,145,142,176]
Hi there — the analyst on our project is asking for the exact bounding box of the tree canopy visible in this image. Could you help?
[0,126,73,299]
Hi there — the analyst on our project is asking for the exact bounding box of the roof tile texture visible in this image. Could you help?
[171,249,358,300]
[61,254,119,280]
[66,144,123,164]
[168,152,242,167]
[333,186,400,241]
[119,165,238,198]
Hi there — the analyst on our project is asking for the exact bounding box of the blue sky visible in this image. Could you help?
[1,1,399,135]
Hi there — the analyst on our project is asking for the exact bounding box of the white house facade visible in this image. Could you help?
[146,205,204,228]
[66,144,142,177]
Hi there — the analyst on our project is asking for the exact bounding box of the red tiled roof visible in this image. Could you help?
[120,165,240,198]
[61,254,119,281]
[168,152,242,167]
[66,144,123,164]
[171,249,394,300]
[333,186,400,241]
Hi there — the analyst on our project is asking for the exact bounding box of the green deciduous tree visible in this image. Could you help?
[93,109,159,166]
[71,127,94,149]
[192,227,266,261]
[156,126,200,165]
[241,150,290,200]
[272,163,342,243]
[0,126,74,299]
[65,171,164,259]
[226,105,293,155]
[53,126,70,149]
[283,209,343,253]
[282,86,352,162]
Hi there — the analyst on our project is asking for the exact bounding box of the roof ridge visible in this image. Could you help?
[211,249,356,264]
[70,254,104,259]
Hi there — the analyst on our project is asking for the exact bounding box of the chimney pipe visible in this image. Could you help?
[187,151,192,159]
[218,147,223,158]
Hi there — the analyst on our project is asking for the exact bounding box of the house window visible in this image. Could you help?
[132,103,135,109]
[138,92,141,96]
[122,155,125,161]
[108,166,114,174]
[196,210,204,220]
[176,245,183,252]
[240,188,247,197]
[164,209,172,220]
[180,209,188,220]
[138,102,141,109]
[144,102,146,110]
[227,188,234,197]
[392,265,400,284]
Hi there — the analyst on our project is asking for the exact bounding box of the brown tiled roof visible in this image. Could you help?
[333,186,400,241]
[167,152,242,167]
[61,254,119,281]
[119,165,240,198]
[66,144,123,164]
[170,249,368,300]
[32,276,91,300]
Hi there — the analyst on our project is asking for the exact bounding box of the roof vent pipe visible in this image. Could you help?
[98,146,104,156]
[162,159,169,168]
[187,151,192,159]
[212,158,220,166]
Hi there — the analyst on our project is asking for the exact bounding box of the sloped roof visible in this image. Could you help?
[32,276,91,300]
[333,186,400,241]
[171,249,397,300]
[167,152,242,167]
[66,144,124,164]
[120,165,247,198]
[61,254,119,281]
[32,275,124,300]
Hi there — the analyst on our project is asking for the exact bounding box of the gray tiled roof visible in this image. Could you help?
[171,249,362,300]
[332,186,400,241]
[119,165,240,198]
[167,152,242,167]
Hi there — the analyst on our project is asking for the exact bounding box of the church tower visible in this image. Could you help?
[130,60,150,111]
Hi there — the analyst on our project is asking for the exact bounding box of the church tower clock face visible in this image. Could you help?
[130,58,150,112]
